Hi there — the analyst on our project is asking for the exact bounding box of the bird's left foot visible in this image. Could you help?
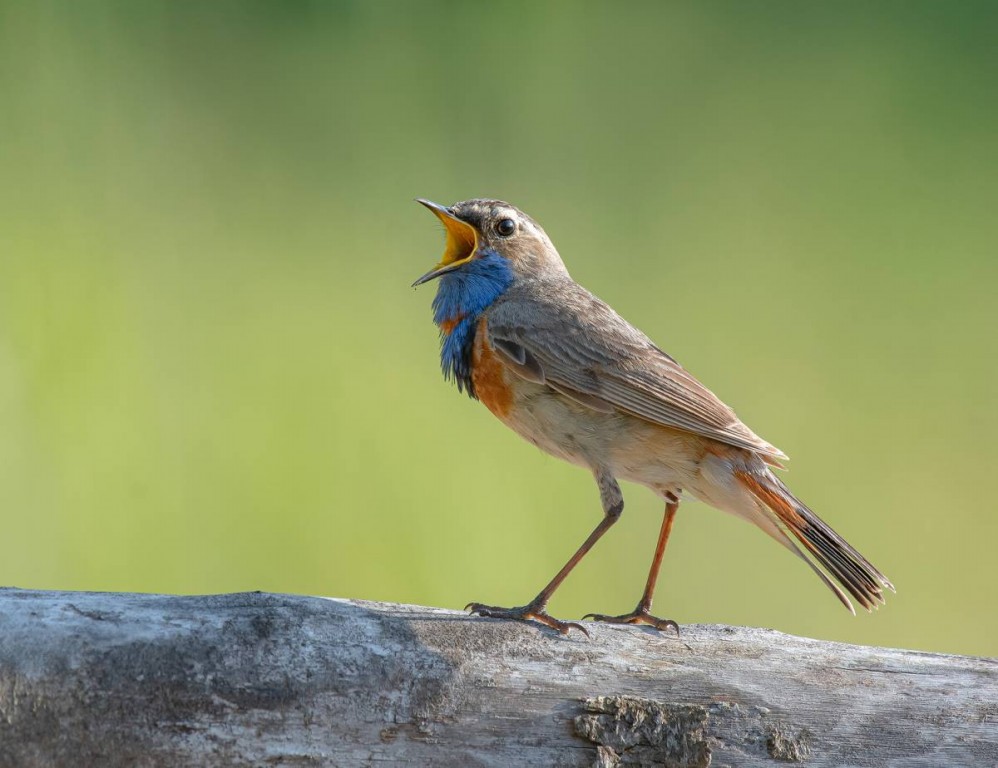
[465,601,589,636]
[583,608,680,636]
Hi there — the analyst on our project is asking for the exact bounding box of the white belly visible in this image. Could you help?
[500,380,702,497]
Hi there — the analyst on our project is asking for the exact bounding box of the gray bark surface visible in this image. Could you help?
[0,589,993,767]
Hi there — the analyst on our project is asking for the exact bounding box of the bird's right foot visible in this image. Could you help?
[466,601,589,636]
[583,608,680,636]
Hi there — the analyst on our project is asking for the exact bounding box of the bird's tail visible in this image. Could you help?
[736,469,895,613]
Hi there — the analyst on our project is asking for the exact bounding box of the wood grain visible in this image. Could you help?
[0,589,993,767]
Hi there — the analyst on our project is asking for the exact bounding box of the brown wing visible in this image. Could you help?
[486,280,788,462]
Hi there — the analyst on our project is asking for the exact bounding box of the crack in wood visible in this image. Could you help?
[574,696,711,767]
[765,722,813,762]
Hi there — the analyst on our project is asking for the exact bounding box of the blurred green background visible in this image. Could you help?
[1,1,996,657]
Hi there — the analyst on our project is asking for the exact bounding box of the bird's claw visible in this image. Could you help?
[465,602,590,637]
[583,608,680,636]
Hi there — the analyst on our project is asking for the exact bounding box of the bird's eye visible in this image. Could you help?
[496,218,516,237]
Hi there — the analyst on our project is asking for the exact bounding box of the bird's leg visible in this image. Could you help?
[467,472,624,636]
[585,499,680,635]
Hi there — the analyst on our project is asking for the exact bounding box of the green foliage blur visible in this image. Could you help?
[1,1,995,657]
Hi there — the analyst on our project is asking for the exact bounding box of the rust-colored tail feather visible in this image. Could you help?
[737,471,895,613]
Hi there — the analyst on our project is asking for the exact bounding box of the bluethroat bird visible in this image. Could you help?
[413,198,893,635]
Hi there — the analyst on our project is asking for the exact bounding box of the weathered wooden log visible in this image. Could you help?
[0,589,993,766]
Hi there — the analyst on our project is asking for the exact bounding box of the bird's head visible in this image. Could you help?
[412,198,567,288]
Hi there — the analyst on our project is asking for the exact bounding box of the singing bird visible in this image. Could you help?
[413,198,893,635]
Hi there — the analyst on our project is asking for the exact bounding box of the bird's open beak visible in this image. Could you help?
[412,199,480,287]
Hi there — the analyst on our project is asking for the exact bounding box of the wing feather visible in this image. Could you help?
[486,280,787,461]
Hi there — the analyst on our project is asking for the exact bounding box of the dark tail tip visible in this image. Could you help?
[739,471,893,612]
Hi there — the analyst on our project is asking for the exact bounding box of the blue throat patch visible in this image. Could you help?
[432,250,515,398]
